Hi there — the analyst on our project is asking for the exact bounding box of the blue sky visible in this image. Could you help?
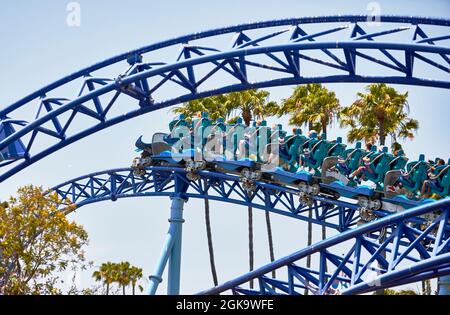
[0,0,449,294]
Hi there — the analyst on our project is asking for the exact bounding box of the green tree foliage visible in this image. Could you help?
[172,94,229,122]
[92,262,117,295]
[339,83,419,146]
[279,84,340,287]
[222,90,279,126]
[380,288,418,295]
[279,83,341,133]
[92,261,143,295]
[129,265,143,295]
[172,89,279,126]
[0,185,88,295]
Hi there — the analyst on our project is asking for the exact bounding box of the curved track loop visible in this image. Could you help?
[51,167,364,231]
[1,15,450,182]
[51,167,449,295]
[197,198,450,295]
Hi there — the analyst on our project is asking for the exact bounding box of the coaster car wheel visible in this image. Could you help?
[242,181,257,192]
[299,192,313,207]
[186,172,200,181]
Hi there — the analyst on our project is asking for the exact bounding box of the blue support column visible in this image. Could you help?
[167,196,186,295]
[148,226,176,295]
[148,196,186,295]
[438,275,450,295]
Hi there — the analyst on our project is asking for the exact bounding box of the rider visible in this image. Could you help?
[420,158,446,198]
[391,142,403,156]
[299,130,318,169]
[348,155,373,184]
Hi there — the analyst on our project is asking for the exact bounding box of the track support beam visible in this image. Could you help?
[148,196,186,295]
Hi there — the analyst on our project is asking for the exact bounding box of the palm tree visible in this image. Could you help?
[279,83,341,134]
[220,90,279,284]
[340,84,419,295]
[279,84,340,291]
[221,89,279,125]
[340,84,419,296]
[92,262,116,295]
[204,184,219,286]
[129,266,143,295]
[172,90,279,125]
[92,269,106,294]
[117,262,131,295]
[93,261,143,295]
[173,90,280,286]
[339,83,419,146]
[172,95,229,123]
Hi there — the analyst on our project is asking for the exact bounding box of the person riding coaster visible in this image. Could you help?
[327,137,346,158]
[167,114,189,144]
[282,128,309,168]
[387,154,430,199]
[257,127,319,199]
[320,143,379,205]
[212,119,265,191]
[330,142,365,179]
[320,142,402,209]
[203,117,227,160]
[131,115,449,207]
[420,158,450,199]
[300,132,334,176]
[349,146,394,190]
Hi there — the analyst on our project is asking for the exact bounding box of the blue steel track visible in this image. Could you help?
[1,15,449,294]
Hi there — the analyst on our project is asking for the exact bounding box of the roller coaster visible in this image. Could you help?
[131,113,449,210]
[1,15,449,295]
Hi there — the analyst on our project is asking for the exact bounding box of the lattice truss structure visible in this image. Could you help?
[198,199,450,295]
[51,167,450,294]
[51,167,362,231]
[1,16,449,183]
